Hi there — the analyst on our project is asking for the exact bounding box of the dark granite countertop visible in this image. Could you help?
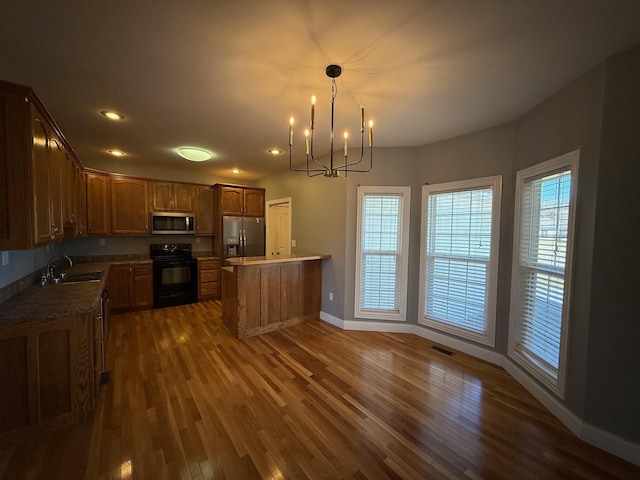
[0,262,111,323]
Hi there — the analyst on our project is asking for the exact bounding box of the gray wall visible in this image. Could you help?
[584,47,640,443]
[416,125,516,354]
[342,147,421,323]
[513,62,607,420]
[256,170,347,319]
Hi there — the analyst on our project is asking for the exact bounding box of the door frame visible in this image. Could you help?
[265,197,292,257]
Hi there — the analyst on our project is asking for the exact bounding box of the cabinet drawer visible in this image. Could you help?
[199,282,219,297]
[133,263,152,275]
[199,269,218,283]
[198,259,218,270]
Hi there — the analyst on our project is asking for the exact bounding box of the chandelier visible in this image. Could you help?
[288,64,374,177]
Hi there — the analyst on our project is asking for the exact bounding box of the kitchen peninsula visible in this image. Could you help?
[221,254,330,339]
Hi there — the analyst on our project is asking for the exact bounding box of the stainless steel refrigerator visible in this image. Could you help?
[222,216,265,259]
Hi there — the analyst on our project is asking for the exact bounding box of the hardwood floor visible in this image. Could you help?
[1,300,638,479]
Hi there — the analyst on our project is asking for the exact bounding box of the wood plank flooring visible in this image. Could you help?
[1,300,639,479]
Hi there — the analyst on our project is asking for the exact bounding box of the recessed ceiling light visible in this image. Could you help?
[230,168,240,174]
[268,148,282,155]
[108,149,125,156]
[176,147,212,162]
[101,110,125,120]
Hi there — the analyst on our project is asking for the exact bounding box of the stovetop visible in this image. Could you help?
[150,243,193,260]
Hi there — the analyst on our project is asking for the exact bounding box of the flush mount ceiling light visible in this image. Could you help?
[230,168,241,174]
[176,147,212,162]
[288,64,374,177]
[108,149,125,156]
[268,148,282,156]
[101,110,125,120]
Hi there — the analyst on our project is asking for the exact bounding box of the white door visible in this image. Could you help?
[266,198,291,257]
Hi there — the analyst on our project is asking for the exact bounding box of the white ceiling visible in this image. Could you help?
[2,0,640,181]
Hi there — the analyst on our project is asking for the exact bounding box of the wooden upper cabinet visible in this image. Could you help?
[219,186,244,215]
[244,188,265,217]
[150,181,193,212]
[30,107,63,246]
[31,114,51,246]
[195,186,213,235]
[48,134,64,242]
[61,145,81,233]
[75,163,87,236]
[219,185,265,217]
[86,171,110,235]
[111,177,149,234]
[0,81,84,249]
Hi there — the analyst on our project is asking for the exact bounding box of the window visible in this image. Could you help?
[355,186,411,321]
[418,176,502,346]
[508,150,579,398]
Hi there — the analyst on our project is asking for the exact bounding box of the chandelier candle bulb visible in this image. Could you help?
[304,129,310,155]
[310,96,316,129]
[360,103,365,132]
[344,131,348,156]
[289,117,294,146]
[368,120,374,147]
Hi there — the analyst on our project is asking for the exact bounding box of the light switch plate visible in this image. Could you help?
[1,251,8,266]
[291,239,296,247]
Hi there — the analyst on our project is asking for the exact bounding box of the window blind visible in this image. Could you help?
[515,169,571,375]
[360,194,402,312]
[423,187,493,333]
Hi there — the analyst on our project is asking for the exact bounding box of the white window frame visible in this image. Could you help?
[354,186,411,321]
[508,150,579,399]
[418,176,502,346]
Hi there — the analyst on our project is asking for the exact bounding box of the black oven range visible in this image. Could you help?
[150,243,198,308]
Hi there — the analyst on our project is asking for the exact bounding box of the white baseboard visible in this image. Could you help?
[317,311,640,468]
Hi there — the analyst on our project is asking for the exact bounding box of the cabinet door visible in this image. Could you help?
[86,172,110,235]
[150,182,173,211]
[76,166,87,236]
[111,177,149,234]
[195,186,213,235]
[31,114,52,246]
[132,264,153,309]
[47,135,64,242]
[108,264,132,311]
[243,188,265,217]
[220,186,244,215]
[61,146,73,229]
[173,183,193,212]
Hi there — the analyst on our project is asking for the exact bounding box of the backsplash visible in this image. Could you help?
[0,235,214,302]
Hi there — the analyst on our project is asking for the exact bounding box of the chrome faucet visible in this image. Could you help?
[47,255,73,281]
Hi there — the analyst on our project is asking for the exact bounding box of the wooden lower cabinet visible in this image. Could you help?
[108,262,153,312]
[0,312,95,437]
[222,259,323,339]
[197,258,219,299]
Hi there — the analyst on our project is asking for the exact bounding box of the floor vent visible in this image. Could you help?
[431,345,454,356]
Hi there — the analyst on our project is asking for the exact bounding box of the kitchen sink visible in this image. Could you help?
[54,271,104,284]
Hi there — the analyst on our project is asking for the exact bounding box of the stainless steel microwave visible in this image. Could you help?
[151,212,195,234]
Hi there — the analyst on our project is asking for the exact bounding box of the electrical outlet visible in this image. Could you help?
[329,292,334,301]
[196,237,201,244]
[99,238,106,246]
[291,239,296,247]
[1,251,8,266]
